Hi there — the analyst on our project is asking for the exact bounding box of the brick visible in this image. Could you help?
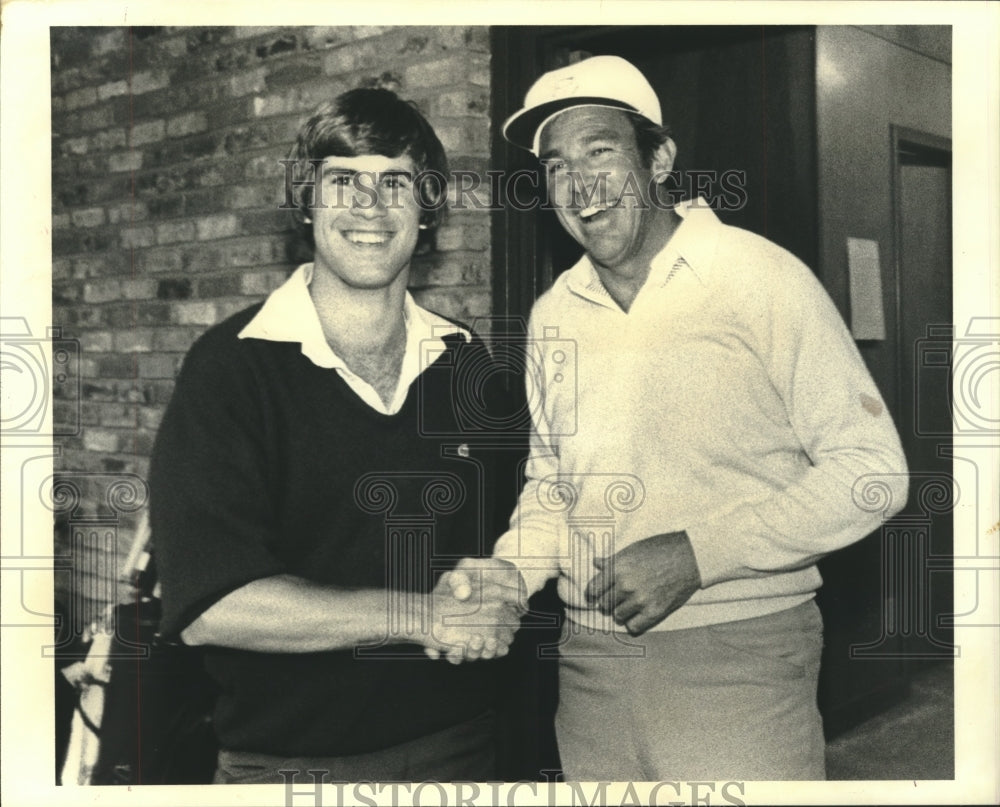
[107,201,149,225]
[351,25,392,41]
[215,299,254,320]
[108,151,144,173]
[72,255,125,279]
[198,275,242,297]
[228,68,267,98]
[61,136,90,156]
[138,354,179,379]
[301,26,347,51]
[121,278,158,300]
[130,89,176,122]
[241,270,287,296]
[144,195,185,219]
[113,329,153,353]
[139,406,164,430]
[131,120,166,146]
[412,287,490,323]
[439,26,489,53]
[252,84,327,118]
[433,120,490,156]
[447,172,494,211]
[71,208,107,228]
[156,220,196,245]
[468,58,489,87]
[83,429,122,453]
[323,45,366,76]
[52,259,72,280]
[218,123,271,154]
[135,302,173,326]
[433,88,489,118]
[92,29,126,56]
[54,399,83,429]
[196,213,238,241]
[254,32,299,59]
[181,244,225,272]
[52,213,72,230]
[130,71,170,95]
[98,354,135,378]
[173,301,217,325]
[120,225,156,249]
[121,384,146,404]
[156,278,193,300]
[79,401,102,425]
[411,253,488,287]
[80,331,114,352]
[237,208,289,235]
[64,86,97,111]
[136,246,184,274]
[81,381,117,402]
[404,56,471,89]
[183,187,228,217]
[90,129,128,152]
[76,106,115,132]
[100,403,138,428]
[83,279,120,304]
[129,429,157,457]
[226,182,282,210]
[154,328,199,352]
[97,80,129,101]
[435,220,490,252]
[166,111,208,138]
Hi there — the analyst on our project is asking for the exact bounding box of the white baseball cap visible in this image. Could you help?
[502,55,663,155]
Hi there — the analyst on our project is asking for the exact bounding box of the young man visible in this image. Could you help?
[451,55,909,781]
[150,89,522,784]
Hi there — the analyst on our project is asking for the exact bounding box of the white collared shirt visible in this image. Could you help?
[561,197,712,312]
[238,263,470,415]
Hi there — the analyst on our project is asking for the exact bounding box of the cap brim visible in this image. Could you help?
[501,97,637,154]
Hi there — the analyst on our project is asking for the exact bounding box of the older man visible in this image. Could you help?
[449,55,908,781]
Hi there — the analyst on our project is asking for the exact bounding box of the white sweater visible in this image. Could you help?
[493,200,908,632]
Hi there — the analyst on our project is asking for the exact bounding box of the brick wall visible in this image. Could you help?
[49,26,492,625]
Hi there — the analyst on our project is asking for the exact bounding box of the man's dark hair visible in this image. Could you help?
[627,111,672,169]
[286,88,449,245]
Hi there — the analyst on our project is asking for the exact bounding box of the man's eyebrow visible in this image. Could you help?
[582,128,626,144]
[320,166,413,177]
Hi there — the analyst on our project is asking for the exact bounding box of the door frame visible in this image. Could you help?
[889,124,953,431]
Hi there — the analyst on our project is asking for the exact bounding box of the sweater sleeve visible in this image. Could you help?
[150,331,286,639]
[685,244,909,588]
[491,319,565,597]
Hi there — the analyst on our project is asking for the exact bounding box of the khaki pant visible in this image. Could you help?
[555,600,826,781]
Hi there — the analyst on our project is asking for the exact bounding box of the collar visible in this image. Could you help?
[563,197,720,304]
[238,263,471,373]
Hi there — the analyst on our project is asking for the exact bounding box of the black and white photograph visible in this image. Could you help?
[1,2,997,806]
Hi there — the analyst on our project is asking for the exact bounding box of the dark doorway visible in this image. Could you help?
[893,127,954,662]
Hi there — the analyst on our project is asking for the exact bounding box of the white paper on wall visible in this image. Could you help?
[847,237,886,340]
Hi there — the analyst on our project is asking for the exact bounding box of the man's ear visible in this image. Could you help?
[651,137,677,179]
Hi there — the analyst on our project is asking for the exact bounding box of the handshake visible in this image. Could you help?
[419,558,527,665]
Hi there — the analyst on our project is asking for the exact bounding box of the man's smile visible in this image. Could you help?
[341,229,395,246]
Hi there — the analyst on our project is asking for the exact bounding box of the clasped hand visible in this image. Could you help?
[585,530,702,636]
[422,558,527,664]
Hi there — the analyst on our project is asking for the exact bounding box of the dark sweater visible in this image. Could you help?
[149,304,520,756]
